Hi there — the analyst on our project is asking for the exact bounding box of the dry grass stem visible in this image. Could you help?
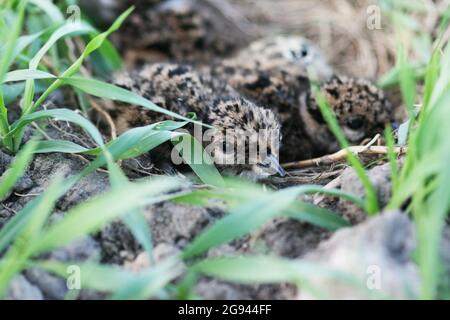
[283,145,407,170]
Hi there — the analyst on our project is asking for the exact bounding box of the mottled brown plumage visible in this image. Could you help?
[210,36,333,160]
[212,36,333,109]
[112,64,212,132]
[301,76,392,155]
[110,33,391,175]
[111,63,284,179]
[212,36,391,161]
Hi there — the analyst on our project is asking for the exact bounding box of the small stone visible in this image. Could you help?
[5,275,44,300]
[124,252,151,273]
[298,210,420,300]
[153,242,182,263]
[24,268,68,300]
[339,162,395,223]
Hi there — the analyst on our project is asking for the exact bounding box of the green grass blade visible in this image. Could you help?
[32,260,137,292]
[110,258,182,300]
[182,185,346,259]
[3,68,55,82]
[113,129,178,160]
[314,89,379,214]
[398,44,417,120]
[0,0,27,152]
[428,42,450,110]
[191,255,372,299]
[421,49,441,111]
[91,38,123,74]
[33,139,91,154]
[29,0,64,23]
[175,184,352,230]
[384,125,399,195]
[182,189,298,258]
[107,158,154,260]
[0,175,64,297]
[0,0,27,82]
[30,177,181,255]
[284,203,350,231]
[0,196,37,253]
[378,64,426,89]
[61,76,212,127]
[34,258,182,300]
[0,139,36,201]
[172,132,224,187]
[1,82,25,104]
[32,120,222,186]
[192,255,316,284]
[21,22,94,114]
[0,30,44,63]
[29,8,134,114]
[8,108,104,146]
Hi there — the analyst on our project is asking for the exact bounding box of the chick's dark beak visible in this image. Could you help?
[267,154,286,177]
[391,121,400,130]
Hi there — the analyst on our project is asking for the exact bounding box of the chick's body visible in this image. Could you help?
[212,36,392,161]
[211,36,334,160]
[112,64,212,132]
[112,63,283,179]
[301,76,392,154]
[110,34,392,176]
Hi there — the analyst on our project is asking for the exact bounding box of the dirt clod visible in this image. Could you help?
[147,202,220,248]
[250,217,330,258]
[24,236,100,300]
[298,210,419,299]
[0,150,35,198]
[339,162,394,223]
[5,275,44,300]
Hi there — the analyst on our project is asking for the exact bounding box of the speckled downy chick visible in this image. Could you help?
[112,63,284,180]
[209,36,334,161]
[213,36,392,160]
[82,0,248,63]
[300,76,392,155]
[212,36,334,111]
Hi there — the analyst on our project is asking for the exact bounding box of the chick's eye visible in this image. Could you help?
[346,117,364,130]
[300,47,308,57]
[290,47,308,60]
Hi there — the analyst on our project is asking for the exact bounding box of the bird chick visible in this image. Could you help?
[211,36,334,161]
[214,36,334,110]
[301,76,392,155]
[222,35,334,81]
[214,36,392,161]
[111,63,284,180]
